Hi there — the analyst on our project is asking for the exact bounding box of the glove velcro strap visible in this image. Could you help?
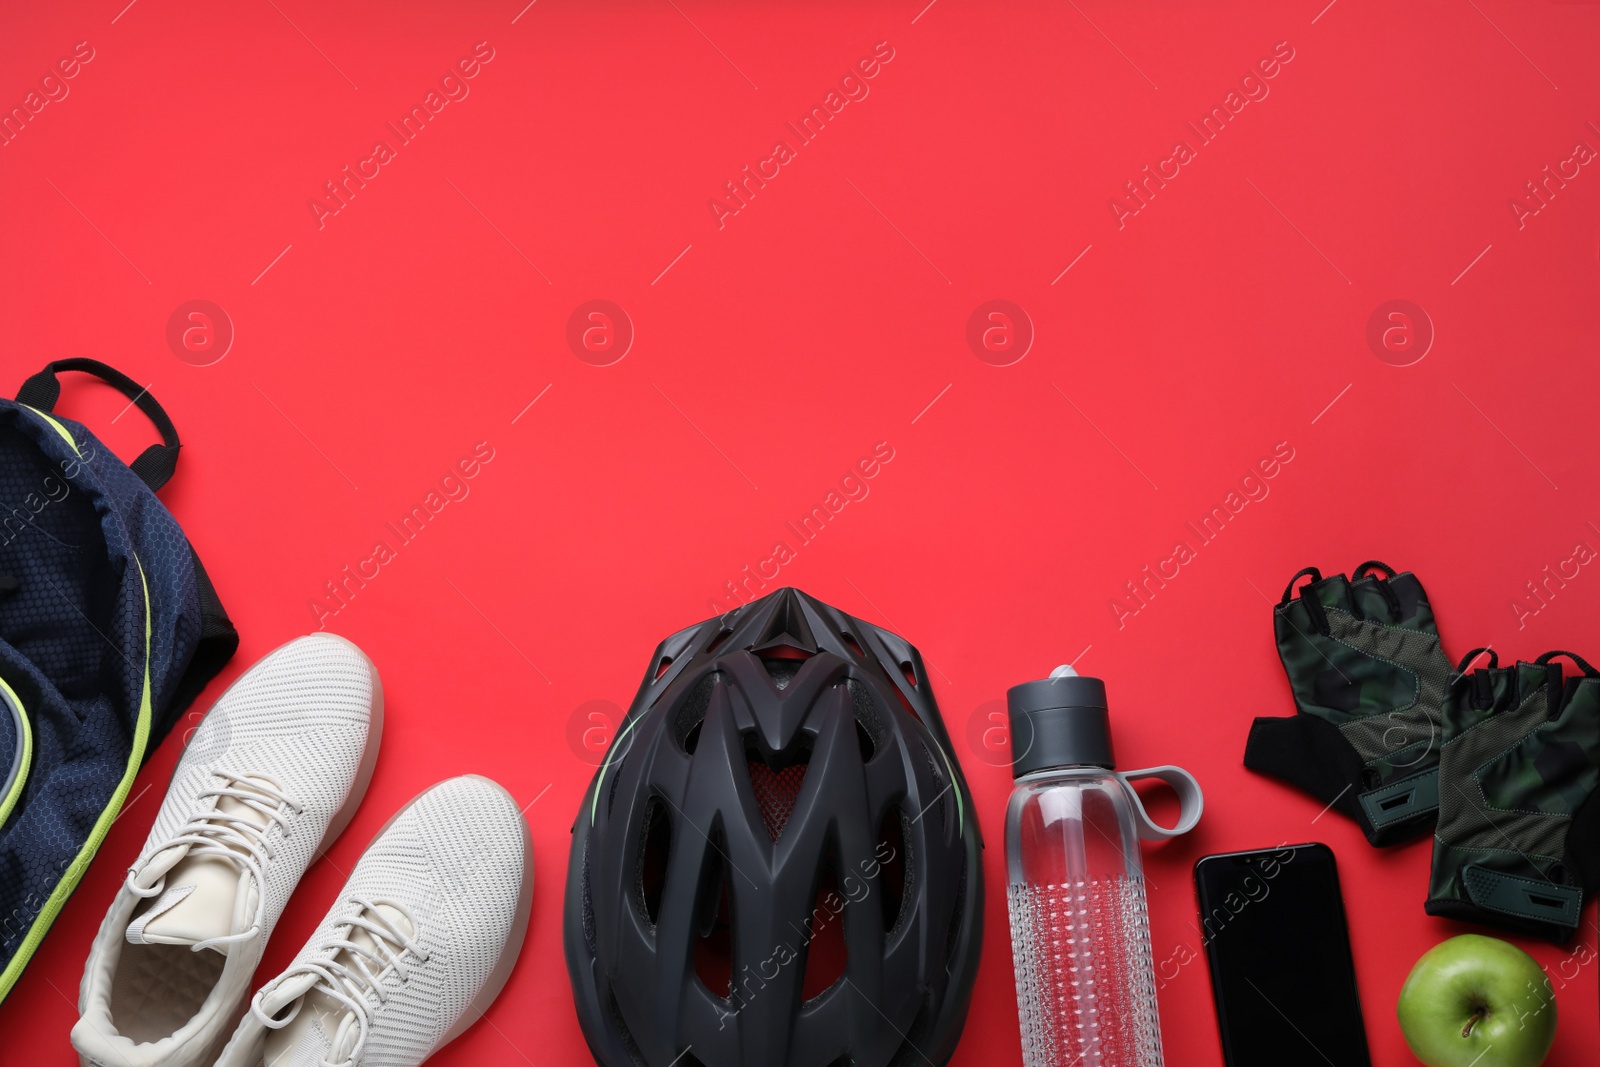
[1244,713,1437,845]
[1358,766,1439,831]
[1462,865,1582,931]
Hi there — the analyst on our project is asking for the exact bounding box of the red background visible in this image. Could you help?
[4,0,1600,1063]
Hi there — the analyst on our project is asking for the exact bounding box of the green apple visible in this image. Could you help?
[1397,934,1557,1067]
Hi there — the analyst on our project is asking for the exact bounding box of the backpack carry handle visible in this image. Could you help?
[16,359,181,491]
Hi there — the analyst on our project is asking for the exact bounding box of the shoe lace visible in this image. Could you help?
[125,770,301,951]
[250,897,428,1067]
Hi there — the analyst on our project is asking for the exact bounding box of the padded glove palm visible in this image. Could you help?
[1426,650,1600,944]
[1245,562,1453,846]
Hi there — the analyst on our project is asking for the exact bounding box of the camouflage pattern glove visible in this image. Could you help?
[1426,650,1600,944]
[1244,562,1453,846]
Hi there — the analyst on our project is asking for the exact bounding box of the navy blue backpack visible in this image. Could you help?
[0,359,237,1002]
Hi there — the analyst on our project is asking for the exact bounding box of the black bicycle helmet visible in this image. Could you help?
[565,587,983,1067]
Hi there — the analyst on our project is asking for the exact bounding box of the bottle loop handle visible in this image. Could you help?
[1115,765,1204,841]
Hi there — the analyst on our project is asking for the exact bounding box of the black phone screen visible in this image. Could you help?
[1194,843,1371,1067]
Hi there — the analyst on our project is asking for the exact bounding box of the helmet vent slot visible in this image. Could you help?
[635,798,671,927]
[923,746,948,832]
[654,655,674,681]
[606,755,626,817]
[580,835,597,953]
[801,851,848,1001]
[672,673,719,754]
[746,737,812,842]
[877,809,909,936]
[840,630,867,659]
[845,679,885,761]
[899,660,919,689]
[761,656,805,690]
[855,720,875,761]
[705,627,734,656]
[693,849,734,1001]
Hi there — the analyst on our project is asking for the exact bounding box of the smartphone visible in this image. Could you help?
[1194,843,1371,1067]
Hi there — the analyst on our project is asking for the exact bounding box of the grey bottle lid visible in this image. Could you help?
[1006,664,1115,776]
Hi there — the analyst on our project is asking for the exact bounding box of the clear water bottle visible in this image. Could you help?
[1005,666,1203,1067]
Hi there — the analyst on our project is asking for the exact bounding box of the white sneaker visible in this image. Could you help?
[215,775,533,1067]
[72,633,383,1067]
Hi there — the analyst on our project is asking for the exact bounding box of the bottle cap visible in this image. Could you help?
[1006,664,1115,777]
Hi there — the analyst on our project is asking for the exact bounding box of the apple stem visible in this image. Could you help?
[1462,1009,1486,1039]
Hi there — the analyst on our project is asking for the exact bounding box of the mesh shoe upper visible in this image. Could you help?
[72,633,380,1067]
[218,775,532,1067]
